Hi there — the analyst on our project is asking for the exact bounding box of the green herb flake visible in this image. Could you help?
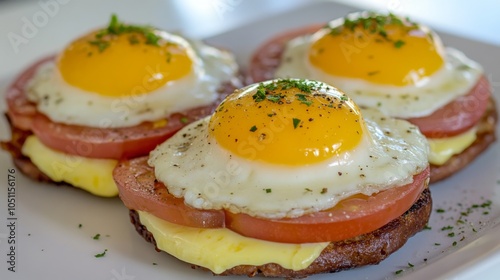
[78,224,82,228]
[321,188,328,194]
[89,14,163,52]
[249,125,257,132]
[395,269,403,275]
[295,94,313,106]
[441,226,453,231]
[394,40,405,48]
[89,40,110,52]
[447,232,455,237]
[253,86,266,102]
[180,117,189,124]
[266,94,282,103]
[94,249,108,258]
[264,188,272,193]
[292,118,301,129]
[408,262,414,268]
[436,208,445,213]
[93,233,101,240]
[330,13,418,49]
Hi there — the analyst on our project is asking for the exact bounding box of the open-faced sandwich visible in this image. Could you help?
[1,15,241,197]
[249,12,497,182]
[113,79,431,278]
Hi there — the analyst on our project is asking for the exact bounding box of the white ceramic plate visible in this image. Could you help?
[1,1,499,280]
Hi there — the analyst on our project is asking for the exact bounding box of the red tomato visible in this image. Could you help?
[5,56,54,131]
[407,76,491,137]
[5,56,237,159]
[113,156,430,243]
[226,167,429,243]
[248,24,491,138]
[113,157,225,228]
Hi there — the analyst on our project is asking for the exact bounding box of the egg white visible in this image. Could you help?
[274,34,483,118]
[25,35,239,128]
[148,107,429,219]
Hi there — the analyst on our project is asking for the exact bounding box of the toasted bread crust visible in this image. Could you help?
[129,188,431,278]
[1,114,56,183]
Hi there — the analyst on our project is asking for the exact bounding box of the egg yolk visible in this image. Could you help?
[308,16,445,86]
[209,80,364,165]
[57,30,192,97]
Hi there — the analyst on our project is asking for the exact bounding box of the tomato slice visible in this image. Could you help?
[406,76,491,137]
[226,167,429,243]
[113,157,225,228]
[5,56,54,131]
[248,24,490,138]
[5,56,237,159]
[113,156,430,243]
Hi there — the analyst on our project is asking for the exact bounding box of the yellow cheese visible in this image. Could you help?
[138,211,328,274]
[428,127,477,165]
[21,135,118,197]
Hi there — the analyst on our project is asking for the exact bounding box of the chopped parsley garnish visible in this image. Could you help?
[441,225,453,231]
[292,118,301,129]
[249,125,257,132]
[394,39,405,48]
[180,117,189,124]
[89,14,163,52]
[264,188,272,193]
[89,40,110,52]
[252,79,321,103]
[93,233,101,240]
[78,224,82,228]
[266,94,283,103]
[395,269,403,275]
[94,249,108,258]
[436,208,445,213]
[295,94,313,106]
[328,12,418,49]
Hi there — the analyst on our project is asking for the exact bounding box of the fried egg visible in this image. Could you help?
[148,79,429,219]
[275,12,483,118]
[26,16,238,128]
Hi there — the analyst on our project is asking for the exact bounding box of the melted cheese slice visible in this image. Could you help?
[138,211,328,274]
[428,127,477,165]
[21,135,118,197]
